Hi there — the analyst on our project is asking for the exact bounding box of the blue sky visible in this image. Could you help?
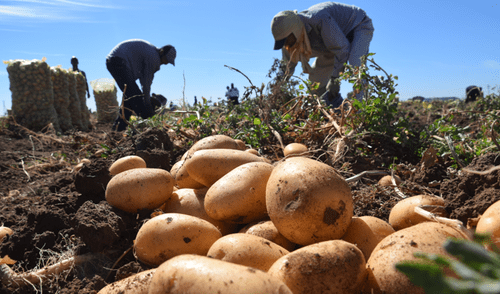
[1,0,499,113]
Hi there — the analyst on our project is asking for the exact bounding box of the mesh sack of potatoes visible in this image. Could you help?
[90,78,119,123]
[5,58,61,132]
[50,66,73,131]
[67,72,85,130]
[71,70,90,131]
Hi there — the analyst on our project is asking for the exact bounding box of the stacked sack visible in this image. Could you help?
[5,58,61,132]
[71,70,90,131]
[90,78,119,123]
[50,66,73,132]
[67,72,85,130]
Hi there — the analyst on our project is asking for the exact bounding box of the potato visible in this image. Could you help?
[389,194,446,231]
[0,226,13,244]
[475,199,500,249]
[97,269,155,294]
[358,216,395,241]
[365,221,468,294]
[109,155,147,176]
[207,233,289,271]
[105,168,174,213]
[239,220,296,251]
[185,149,266,187]
[283,143,308,157]
[171,160,205,189]
[266,157,353,245]
[133,213,222,266]
[234,139,246,150]
[161,188,237,235]
[245,148,259,155]
[205,162,273,224]
[268,240,367,294]
[341,217,381,260]
[186,135,242,159]
[148,254,293,294]
[378,174,402,186]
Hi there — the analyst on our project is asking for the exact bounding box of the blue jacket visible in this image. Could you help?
[107,39,161,103]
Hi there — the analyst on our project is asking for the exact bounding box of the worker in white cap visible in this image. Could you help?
[271,2,374,108]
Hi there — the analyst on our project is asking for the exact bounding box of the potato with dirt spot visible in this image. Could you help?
[147,254,293,294]
[133,213,222,267]
[109,155,147,176]
[205,162,273,224]
[207,233,290,271]
[268,240,367,294]
[105,168,174,213]
[266,157,353,245]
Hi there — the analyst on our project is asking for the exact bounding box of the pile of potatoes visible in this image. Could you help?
[72,70,91,131]
[5,58,91,132]
[50,66,73,132]
[90,78,119,123]
[66,72,85,130]
[100,134,498,294]
[5,58,61,132]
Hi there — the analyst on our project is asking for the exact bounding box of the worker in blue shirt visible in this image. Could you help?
[106,39,176,131]
[271,2,374,109]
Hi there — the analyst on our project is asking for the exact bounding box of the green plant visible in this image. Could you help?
[397,234,500,294]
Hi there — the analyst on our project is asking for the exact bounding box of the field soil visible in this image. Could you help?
[0,111,499,293]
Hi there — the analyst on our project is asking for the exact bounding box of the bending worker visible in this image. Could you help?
[271,2,374,108]
[106,39,176,131]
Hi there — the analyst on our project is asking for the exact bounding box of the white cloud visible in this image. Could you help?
[0,0,119,22]
[484,60,500,69]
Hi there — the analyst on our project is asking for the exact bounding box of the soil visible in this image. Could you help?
[0,111,499,293]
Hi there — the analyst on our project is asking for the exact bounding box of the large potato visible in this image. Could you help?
[105,168,174,213]
[268,240,367,294]
[97,269,155,294]
[389,194,446,230]
[205,162,273,224]
[185,149,266,187]
[161,188,237,235]
[266,157,353,245]
[133,213,222,266]
[148,254,293,294]
[108,155,146,176]
[239,220,296,251]
[365,221,468,294]
[207,233,289,271]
